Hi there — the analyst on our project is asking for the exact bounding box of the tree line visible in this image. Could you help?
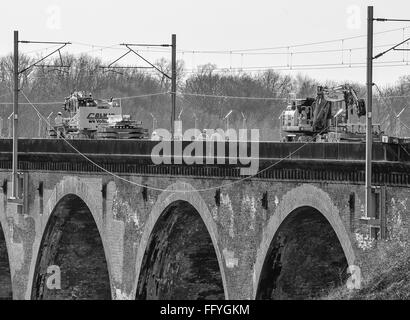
[0,53,408,140]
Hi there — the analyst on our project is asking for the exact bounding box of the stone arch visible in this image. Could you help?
[253,184,355,299]
[28,176,114,299]
[0,214,12,300]
[133,181,228,299]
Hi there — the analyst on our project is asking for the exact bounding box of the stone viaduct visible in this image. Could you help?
[0,139,410,300]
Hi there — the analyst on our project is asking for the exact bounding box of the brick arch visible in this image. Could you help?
[253,184,356,299]
[27,176,114,299]
[132,181,229,299]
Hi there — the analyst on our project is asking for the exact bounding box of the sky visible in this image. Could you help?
[1,0,410,87]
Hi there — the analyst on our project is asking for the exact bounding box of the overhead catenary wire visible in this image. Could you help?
[15,27,409,73]
[11,27,410,83]
[381,94,410,99]
[176,42,409,56]
[0,101,61,105]
[0,91,170,105]
[179,25,410,54]
[117,92,169,100]
[178,92,286,100]
[38,26,410,56]
[2,88,409,106]
[73,43,122,55]
[5,25,407,93]
[5,28,410,120]
[184,58,410,70]
[22,58,410,79]
[19,44,62,55]
[180,61,410,74]
[22,40,409,62]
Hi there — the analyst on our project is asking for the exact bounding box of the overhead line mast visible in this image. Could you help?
[106,35,177,138]
[365,6,374,221]
[365,6,410,219]
[9,31,71,202]
[11,31,18,201]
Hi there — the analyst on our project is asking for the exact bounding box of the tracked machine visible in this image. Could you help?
[280,84,383,142]
[49,91,148,139]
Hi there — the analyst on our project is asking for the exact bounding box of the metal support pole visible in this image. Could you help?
[150,113,157,132]
[241,112,246,130]
[38,113,42,138]
[171,34,176,139]
[8,113,13,138]
[365,6,374,218]
[193,113,198,131]
[12,30,19,199]
[46,112,53,138]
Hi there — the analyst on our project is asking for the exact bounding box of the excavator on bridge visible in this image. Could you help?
[48,91,148,139]
[280,84,383,142]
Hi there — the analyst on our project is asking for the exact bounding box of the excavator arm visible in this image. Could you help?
[311,84,366,131]
[312,94,331,131]
[281,83,367,140]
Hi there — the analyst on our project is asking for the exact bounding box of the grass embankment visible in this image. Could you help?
[324,244,410,300]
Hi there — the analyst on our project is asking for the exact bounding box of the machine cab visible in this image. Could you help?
[280,98,315,133]
[63,91,122,131]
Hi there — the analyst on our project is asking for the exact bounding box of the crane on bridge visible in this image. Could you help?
[280,84,383,142]
[48,91,149,139]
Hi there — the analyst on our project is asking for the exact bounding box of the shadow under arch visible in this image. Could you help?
[0,221,12,300]
[256,205,351,299]
[31,194,111,300]
[134,183,227,300]
[254,184,356,300]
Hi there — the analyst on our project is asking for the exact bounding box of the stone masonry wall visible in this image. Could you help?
[0,169,409,299]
